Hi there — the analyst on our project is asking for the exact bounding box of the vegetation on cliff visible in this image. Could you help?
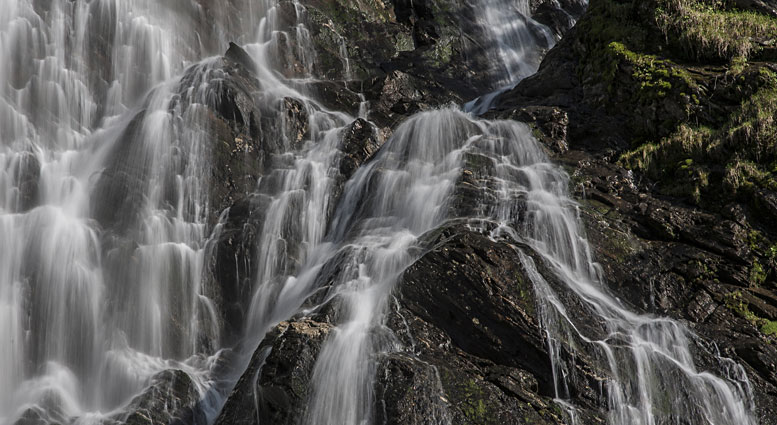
[559,0,777,348]
[574,0,777,207]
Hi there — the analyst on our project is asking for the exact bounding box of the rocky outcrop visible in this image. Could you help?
[381,225,607,424]
[294,0,589,131]
[114,369,204,425]
[208,106,384,344]
[214,320,333,425]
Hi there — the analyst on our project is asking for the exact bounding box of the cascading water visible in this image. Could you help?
[464,0,555,113]
[0,0,352,422]
[0,0,762,424]
[472,118,757,424]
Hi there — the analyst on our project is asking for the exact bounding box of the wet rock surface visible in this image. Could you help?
[214,320,334,425]
[383,225,607,424]
[115,369,204,425]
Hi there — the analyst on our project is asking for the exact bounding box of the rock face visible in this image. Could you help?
[115,370,204,425]
[214,320,333,425]
[380,226,606,425]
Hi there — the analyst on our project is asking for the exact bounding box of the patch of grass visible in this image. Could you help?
[655,0,777,61]
[726,72,777,161]
[620,124,714,203]
[620,67,777,203]
[725,291,760,323]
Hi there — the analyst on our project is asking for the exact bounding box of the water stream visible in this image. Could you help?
[0,0,759,424]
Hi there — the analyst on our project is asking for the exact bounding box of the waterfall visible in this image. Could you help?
[0,0,351,422]
[0,0,761,424]
[477,119,757,424]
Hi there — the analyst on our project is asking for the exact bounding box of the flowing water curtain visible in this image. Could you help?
[479,0,555,87]
[0,0,267,420]
[0,1,108,417]
[464,0,556,114]
[301,109,480,425]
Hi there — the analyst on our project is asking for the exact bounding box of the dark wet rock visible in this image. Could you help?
[373,353,452,425]
[209,197,262,344]
[217,224,607,425]
[115,369,203,425]
[734,0,777,17]
[339,118,382,179]
[364,70,456,128]
[389,225,609,412]
[303,0,409,81]
[397,228,550,379]
[214,319,333,425]
[296,0,585,126]
[736,342,777,386]
[492,105,570,154]
[282,97,311,151]
[225,41,258,73]
[206,49,267,225]
[374,350,589,425]
[309,80,365,117]
[531,0,587,38]
[91,112,149,232]
[14,151,40,212]
[754,189,777,231]
[686,290,717,322]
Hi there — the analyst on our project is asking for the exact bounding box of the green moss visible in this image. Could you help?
[394,32,414,53]
[726,291,777,337]
[761,320,777,336]
[725,291,760,323]
[458,379,493,424]
[432,39,454,66]
[606,41,696,101]
[438,370,498,425]
[726,74,777,163]
[729,56,748,75]
[516,274,535,316]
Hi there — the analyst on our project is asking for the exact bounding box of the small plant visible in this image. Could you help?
[750,260,767,287]
[761,320,777,336]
